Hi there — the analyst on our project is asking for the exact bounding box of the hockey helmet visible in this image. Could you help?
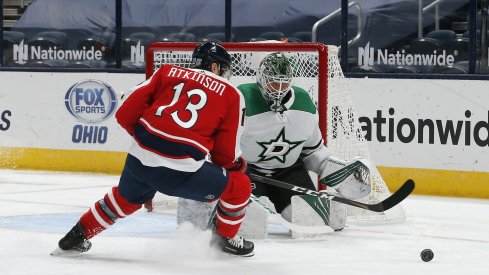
[256,52,293,111]
[191,41,232,79]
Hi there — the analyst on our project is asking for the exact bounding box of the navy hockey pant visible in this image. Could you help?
[119,154,228,204]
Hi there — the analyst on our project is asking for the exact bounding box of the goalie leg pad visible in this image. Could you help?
[290,195,329,238]
[289,194,345,238]
[319,157,372,200]
[329,198,347,231]
[176,198,217,230]
[177,195,271,240]
[176,171,252,238]
[237,196,273,239]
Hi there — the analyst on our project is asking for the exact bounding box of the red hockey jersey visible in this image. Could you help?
[116,64,246,172]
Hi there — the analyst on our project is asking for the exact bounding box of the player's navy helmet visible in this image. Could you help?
[191,41,232,79]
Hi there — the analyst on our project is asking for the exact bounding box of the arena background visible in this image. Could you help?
[1,0,488,198]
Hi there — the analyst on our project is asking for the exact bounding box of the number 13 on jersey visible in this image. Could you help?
[155,82,208,129]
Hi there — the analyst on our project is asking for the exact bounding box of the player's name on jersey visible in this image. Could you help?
[167,67,227,96]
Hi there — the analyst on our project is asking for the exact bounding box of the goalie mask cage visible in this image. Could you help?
[146,42,405,223]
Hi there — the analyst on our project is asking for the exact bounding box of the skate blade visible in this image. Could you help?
[222,248,255,257]
[240,251,254,257]
[228,251,254,257]
[50,247,82,257]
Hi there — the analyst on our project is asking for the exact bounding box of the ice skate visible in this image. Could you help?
[51,222,92,256]
[211,232,254,257]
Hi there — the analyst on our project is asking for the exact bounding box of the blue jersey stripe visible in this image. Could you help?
[134,123,206,161]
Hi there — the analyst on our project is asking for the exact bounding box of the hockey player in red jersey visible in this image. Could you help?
[52,42,254,257]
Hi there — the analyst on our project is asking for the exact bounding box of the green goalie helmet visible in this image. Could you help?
[256,53,293,112]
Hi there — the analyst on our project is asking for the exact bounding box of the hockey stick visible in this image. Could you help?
[249,194,334,234]
[249,174,415,212]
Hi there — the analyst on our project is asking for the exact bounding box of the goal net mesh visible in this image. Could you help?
[147,42,405,223]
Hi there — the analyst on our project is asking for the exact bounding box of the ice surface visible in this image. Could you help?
[0,169,488,275]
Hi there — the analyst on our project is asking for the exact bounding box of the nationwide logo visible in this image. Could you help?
[131,41,145,66]
[64,80,118,123]
[358,108,489,147]
[357,42,456,69]
[13,40,103,65]
[13,40,28,64]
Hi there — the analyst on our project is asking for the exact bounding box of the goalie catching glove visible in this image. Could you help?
[319,157,372,200]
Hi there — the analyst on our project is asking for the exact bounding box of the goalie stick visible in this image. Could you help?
[249,174,415,213]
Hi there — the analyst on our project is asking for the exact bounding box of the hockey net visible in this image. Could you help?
[145,42,405,223]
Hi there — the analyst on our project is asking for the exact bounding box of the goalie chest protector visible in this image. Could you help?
[238,83,321,172]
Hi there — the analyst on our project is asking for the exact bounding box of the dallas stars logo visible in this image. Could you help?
[257,127,304,163]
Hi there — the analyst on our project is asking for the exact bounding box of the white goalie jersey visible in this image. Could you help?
[238,83,332,175]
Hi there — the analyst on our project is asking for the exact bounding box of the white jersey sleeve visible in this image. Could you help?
[301,113,333,175]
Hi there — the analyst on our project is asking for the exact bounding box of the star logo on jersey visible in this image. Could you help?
[256,127,304,163]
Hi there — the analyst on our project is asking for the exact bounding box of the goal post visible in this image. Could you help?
[145,42,405,223]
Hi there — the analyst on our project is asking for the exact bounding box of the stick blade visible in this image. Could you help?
[379,179,415,211]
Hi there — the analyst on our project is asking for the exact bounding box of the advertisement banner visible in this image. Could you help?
[349,78,489,173]
[1,72,488,197]
[0,71,143,172]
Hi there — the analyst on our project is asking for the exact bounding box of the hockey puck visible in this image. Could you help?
[420,249,434,262]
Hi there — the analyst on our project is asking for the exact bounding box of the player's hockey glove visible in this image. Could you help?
[228,156,248,174]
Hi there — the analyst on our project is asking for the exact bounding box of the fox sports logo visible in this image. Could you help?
[65,80,118,123]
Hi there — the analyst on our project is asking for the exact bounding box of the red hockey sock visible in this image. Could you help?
[79,186,142,239]
[215,172,252,238]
